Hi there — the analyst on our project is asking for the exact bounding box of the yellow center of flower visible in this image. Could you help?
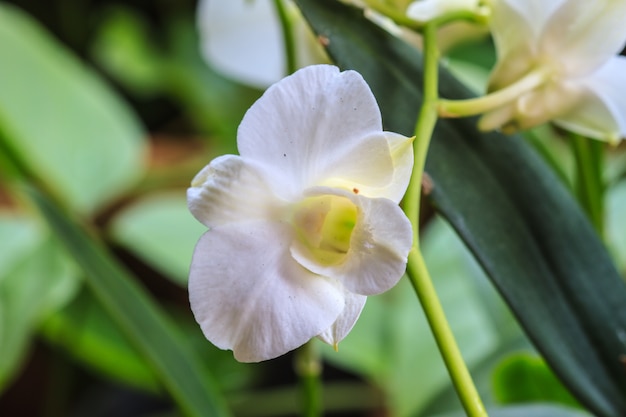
[292,195,358,266]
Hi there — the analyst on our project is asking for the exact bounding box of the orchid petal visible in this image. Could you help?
[189,221,345,362]
[406,0,479,22]
[488,0,562,90]
[197,0,284,87]
[291,187,412,296]
[319,131,414,203]
[237,65,394,199]
[539,0,626,76]
[187,155,280,228]
[317,292,366,348]
[554,57,626,142]
[512,82,582,131]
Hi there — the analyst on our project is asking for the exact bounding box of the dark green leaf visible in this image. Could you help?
[25,185,231,417]
[295,1,626,416]
[41,289,160,392]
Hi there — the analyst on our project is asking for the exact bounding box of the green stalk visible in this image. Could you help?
[295,340,323,417]
[438,68,549,118]
[403,22,488,417]
[274,0,298,75]
[571,132,605,237]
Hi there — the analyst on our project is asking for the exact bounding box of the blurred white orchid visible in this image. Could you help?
[188,65,414,362]
[197,0,327,88]
[441,0,626,143]
[406,0,489,22]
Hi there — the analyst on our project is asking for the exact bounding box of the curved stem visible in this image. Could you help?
[438,68,550,118]
[274,0,298,75]
[406,251,488,417]
[403,22,488,417]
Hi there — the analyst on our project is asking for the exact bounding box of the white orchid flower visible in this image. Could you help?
[197,0,327,88]
[188,65,414,362]
[441,0,626,143]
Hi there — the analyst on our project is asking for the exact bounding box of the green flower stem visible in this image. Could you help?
[571,132,605,237]
[295,340,323,417]
[438,68,549,118]
[403,22,488,417]
[274,0,298,75]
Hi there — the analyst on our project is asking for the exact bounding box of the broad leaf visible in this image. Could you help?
[0,4,145,214]
[492,353,580,408]
[295,1,626,416]
[109,192,204,286]
[0,214,79,391]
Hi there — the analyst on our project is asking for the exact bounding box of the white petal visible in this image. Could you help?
[291,187,412,296]
[318,131,414,202]
[317,292,366,348]
[539,0,626,76]
[554,57,626,142]
[384,132,415,203]
[187,155,281,229]
[197,0,284,87]
[407,0,479,22]
[512,82,582,131]
[189,221,345,362]
[488,0,562,90]
[237,65,392,200]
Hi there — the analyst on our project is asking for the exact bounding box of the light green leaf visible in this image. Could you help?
[0,4,146,214]
[0,214,79,391]
[606,179,626,276]
[432,404,591,417]
[109,192,204,286]
[492,353,581,408]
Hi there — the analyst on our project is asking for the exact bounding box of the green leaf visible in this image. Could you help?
[41,289,160,392]
[606,179,626,275]
[0,214,80,391]
[492,353,580,408]
[109,192,205,286]
[0,4,145,214]
[25,185,231,417]
[294,1,626,416]
[91,6,166,96]
[431,404,590,417]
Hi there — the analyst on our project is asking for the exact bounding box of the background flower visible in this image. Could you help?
[197,0,328,87]
[483,0,626,142]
